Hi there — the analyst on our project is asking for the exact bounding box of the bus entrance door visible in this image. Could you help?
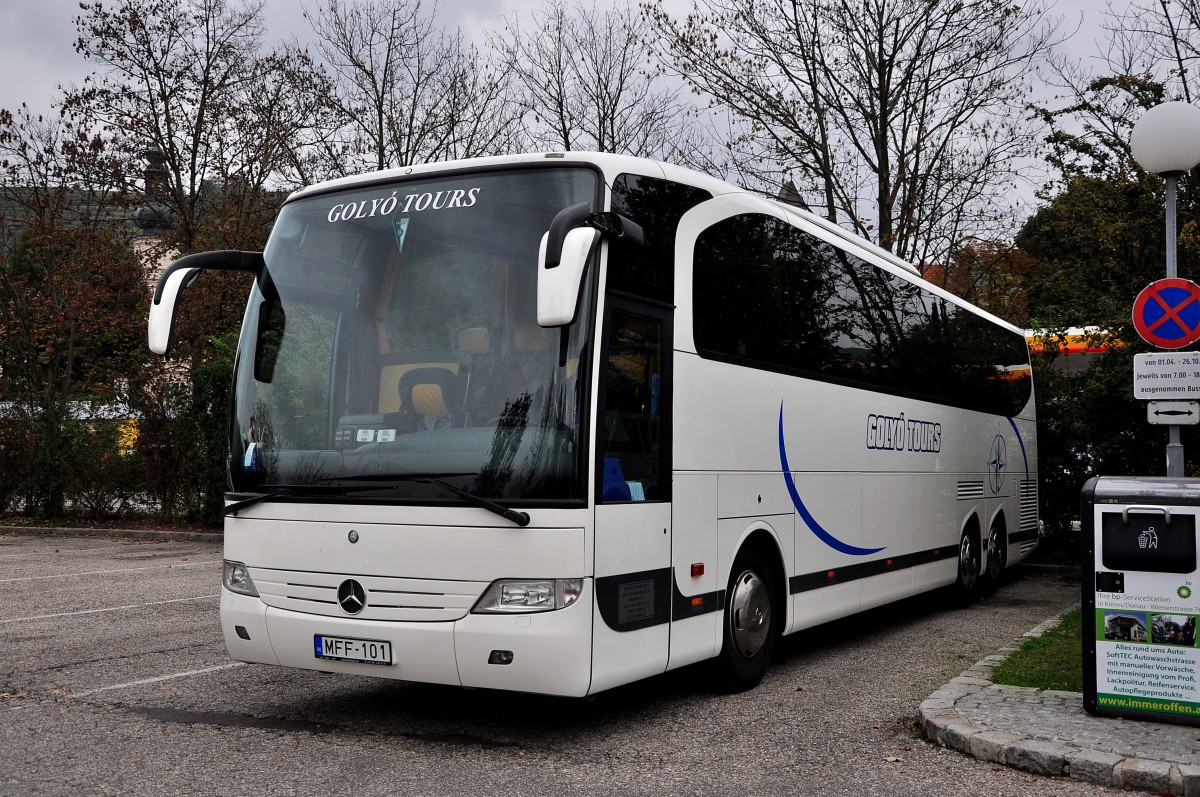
[590,301,673,693]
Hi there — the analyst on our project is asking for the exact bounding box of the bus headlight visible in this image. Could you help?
[223,560,259,597]
[473,579,582,614]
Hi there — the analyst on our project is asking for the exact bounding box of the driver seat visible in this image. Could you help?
[397,367,465,431]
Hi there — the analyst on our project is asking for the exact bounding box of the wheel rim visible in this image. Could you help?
[959,534,979,591]
[728,569,771,659]
[987,526,1005,580]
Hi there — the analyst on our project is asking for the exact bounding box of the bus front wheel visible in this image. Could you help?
[713,546,778,692]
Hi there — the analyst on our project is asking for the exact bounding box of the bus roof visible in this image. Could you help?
[285,152,740,204]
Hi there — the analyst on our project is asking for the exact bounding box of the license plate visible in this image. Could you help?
[314,634,393,665]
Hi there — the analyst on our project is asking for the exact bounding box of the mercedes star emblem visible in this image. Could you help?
[337,579,367,614]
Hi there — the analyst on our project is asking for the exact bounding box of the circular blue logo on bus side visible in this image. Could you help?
[988,434,1007,494]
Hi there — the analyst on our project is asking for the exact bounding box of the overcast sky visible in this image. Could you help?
[0,0,1106,127]
[0,0,530,118]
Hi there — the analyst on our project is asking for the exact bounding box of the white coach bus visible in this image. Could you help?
[149,153,1037,695]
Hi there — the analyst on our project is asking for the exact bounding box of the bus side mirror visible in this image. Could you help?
[538,226,599,327]
[536,203,645,328]
[148,250,264,355]
[148,266,201,354]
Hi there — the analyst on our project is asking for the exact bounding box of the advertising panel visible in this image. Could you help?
[1083,477,1200,726]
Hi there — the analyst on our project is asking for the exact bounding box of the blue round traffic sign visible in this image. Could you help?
[1133,278,1200,349]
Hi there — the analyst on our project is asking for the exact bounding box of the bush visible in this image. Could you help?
[68,421,143,518]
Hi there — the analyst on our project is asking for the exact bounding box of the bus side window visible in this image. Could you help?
[601,310,664,502]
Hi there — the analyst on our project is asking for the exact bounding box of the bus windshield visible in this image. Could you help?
[229,167,599,504]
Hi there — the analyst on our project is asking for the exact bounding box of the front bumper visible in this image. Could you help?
[220,579,594,697]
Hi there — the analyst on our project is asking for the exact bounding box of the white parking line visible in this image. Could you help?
[67,662,247,699]
[0,544,141,559]
[0,560,220,583]
[0,594,220,625]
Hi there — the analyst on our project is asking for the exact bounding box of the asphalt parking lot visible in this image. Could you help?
[0,533,1112,797]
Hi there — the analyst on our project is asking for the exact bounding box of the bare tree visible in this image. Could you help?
[435,36,524,162]
[230,45,344,191]
[1104,0,1200,102]
[67,0,332,252]
[490,1,709,164]
[305,0,520,173]
[644,0,1061,266]
[1037,0,1200,187]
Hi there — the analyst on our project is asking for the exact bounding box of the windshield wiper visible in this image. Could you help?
[224,483,387,516]
[325,473,531,527]
[225,486,301,516]
[418,477,531,527]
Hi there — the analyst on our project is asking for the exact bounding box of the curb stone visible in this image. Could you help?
[0,524,222,544]
[1001,738,1072,776]
[919,604,1200,794]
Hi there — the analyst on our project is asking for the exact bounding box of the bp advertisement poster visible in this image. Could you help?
[1092,501,1200,720]
[1094,576,1200,717]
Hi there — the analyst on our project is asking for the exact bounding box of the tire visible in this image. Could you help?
[952,528,982,605]
[985,521,1007,585]
[713,546,779,692]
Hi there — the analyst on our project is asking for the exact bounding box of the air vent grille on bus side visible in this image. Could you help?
[957,481,985,501]
[1020,479,1039,534]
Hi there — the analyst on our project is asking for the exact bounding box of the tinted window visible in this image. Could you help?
[693,213,1031,416]
[600,310,666,502]
[608,174,710,302]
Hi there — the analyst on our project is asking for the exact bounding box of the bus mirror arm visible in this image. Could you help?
[148,250,264,355]
[538,205,644,328]
[586,212,644,247]
[543,203,592,269]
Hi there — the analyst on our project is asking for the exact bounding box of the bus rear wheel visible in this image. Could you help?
[986,522,1007,584]
[713,546,778,692]
[952,529,981,605]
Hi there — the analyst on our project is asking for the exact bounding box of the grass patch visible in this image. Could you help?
[990,608,1083,692]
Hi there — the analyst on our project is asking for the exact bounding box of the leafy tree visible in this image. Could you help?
[1016,0,1200,530]
[1017,151,1200,532]
[923,241,1037,322]
[129,332,238,521]
[0,105,146,517]
[63,0,324,521]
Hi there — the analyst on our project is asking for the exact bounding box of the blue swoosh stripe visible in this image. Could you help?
[1005,416,1029,481]
[779,403,885,557]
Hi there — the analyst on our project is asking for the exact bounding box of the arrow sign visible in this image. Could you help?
[1133,278,1200,349]
[1148,400,1200,425]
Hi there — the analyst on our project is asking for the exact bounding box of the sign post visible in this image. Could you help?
[1133,281,1200,475]
[1131,102,1200,476]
